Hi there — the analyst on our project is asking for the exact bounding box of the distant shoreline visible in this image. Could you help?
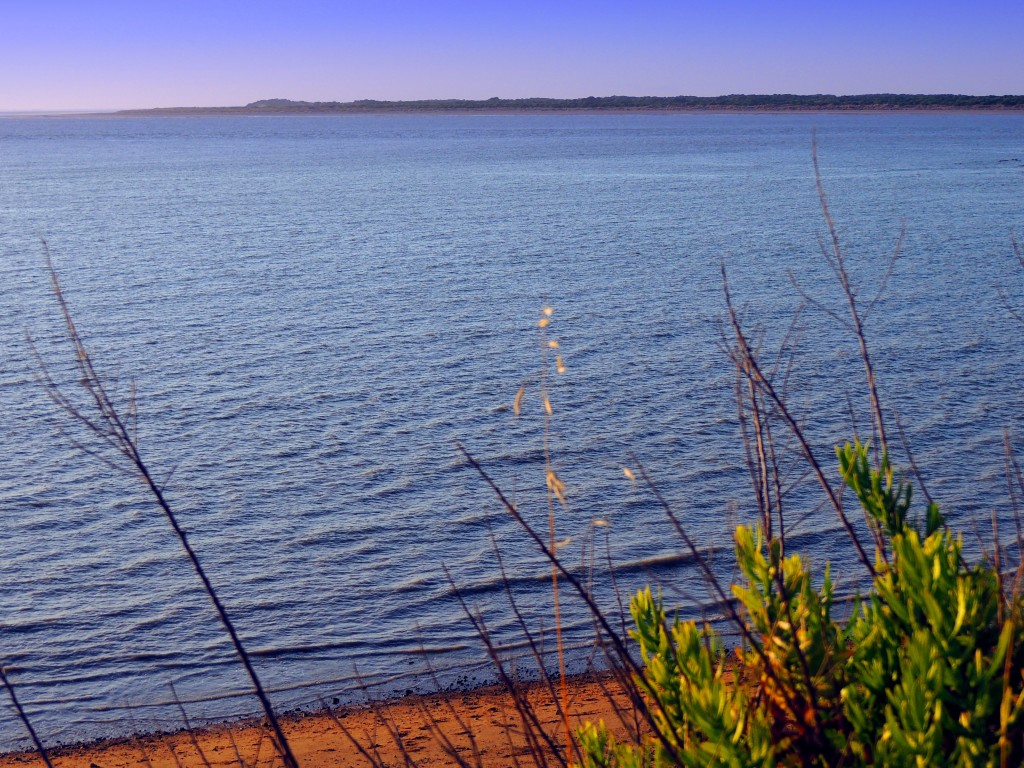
[26,107,1024,119]
[9,93,1024,118]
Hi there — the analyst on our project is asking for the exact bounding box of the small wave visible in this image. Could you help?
[392,574,433,594]
[394,644,469,655]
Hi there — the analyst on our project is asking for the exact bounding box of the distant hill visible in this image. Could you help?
[110,94,1024,116]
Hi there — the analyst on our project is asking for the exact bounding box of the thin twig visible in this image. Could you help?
[811,134,889,460]
[169,682,214,768]
[0,666,53,768]
[454,445,683,764]
[35,252,299,768]
[722,266,876,575]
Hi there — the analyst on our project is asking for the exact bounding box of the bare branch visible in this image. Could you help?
[36,255,299,768]
[862,222,905,321]
[0,666,53,768]
[811,135,890,461]
[723,265,876,574]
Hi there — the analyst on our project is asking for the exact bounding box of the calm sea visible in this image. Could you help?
[0,113,1022,750]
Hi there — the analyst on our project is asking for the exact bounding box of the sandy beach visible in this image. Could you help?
[0,674,636,768]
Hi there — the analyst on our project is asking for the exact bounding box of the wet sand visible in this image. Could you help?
[0,674,637,768]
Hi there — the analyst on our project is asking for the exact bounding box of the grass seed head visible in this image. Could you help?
[513,384,526,416]
[546,469,567,506]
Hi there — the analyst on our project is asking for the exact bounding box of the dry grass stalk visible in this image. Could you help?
[30,250,298,768]
[0,665,54,768]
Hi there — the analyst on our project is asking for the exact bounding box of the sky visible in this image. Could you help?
[1,0,1022,111]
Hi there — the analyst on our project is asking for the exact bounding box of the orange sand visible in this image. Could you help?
[0,675,638,768]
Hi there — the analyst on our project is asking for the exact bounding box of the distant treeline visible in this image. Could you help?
[110,94,1024,116]
[241,94,1024,111]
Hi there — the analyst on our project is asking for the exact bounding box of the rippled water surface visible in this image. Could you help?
[0,113,1022,749]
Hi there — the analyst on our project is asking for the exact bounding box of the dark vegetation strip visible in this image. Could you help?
[107,93,1024,116]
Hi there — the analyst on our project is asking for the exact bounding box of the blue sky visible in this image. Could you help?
[1,1,1021,110]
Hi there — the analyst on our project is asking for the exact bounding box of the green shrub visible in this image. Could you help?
[578,440,1024,767]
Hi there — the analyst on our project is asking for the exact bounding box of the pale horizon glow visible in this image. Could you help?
[1,0,1021,112]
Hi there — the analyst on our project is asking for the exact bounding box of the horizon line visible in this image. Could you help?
[6,92,1024,115]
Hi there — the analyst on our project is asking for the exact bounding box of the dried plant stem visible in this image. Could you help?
[169,683,214,768]
[34,253,298,768]
[321,702,382,768]
[0,666,53,768]
[443,564,566,768]
[723,265,876,576]
[488,525,567,728]
[811,133,898,462]
[538,320,572,756]
[456,443,685,766]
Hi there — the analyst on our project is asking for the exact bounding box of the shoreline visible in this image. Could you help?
[14,106,1024,118]
[0,672,636,768]
[4,103,1024,119]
